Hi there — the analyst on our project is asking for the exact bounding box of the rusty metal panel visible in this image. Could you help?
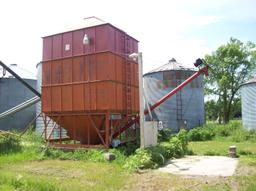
[116,83,123,110]
[62,58,72,83]
[95,25,108,52]
[84,27,95,54]
[61,85,72,111]
[42,61,51,85]
[52,34,62,60]
[42,24,138,62]
[90,83,97,110]
[43,37,52,61]
[42,87,51,112]
[62,32,72,58]
[73,29,84,56]
[115,54,123,82]
[84,84,90,110]
[115,30,124,55]
[73,56,84,82]
[73,84,84,111]
[107,25,115,53]
[51,60,62,84]
[96,53,115,81]
[97,82,112,109]
[51,86,61,111]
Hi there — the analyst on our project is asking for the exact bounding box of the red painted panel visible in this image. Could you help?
[84,84,90,110]
[52,34,62,59]
[62,32,72,58]
[51,60,62,84]
[42,52,139,112]
[72,56,84,82]
[42,87,51,112]
[89,55,97,81]
[42,61,51,85]
[96,82,108,109]
[90,83,97,110]
[107,25,115,53]
[51,86,61,111]
[116,83,123,110]
[95,25,108,52]
[84,27,95,54]
[73,29,84,56]
[73,84,84,111]
[62,85,72,111]
[62,58,72,83]
[43,37,52,61]
[115,30,124,55]
[115,55,123,82]
[84,56,89,81]
[96,53,115,81]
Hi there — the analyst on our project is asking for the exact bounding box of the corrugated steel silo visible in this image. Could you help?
[143,58,205,132]
[241,77,256,129]
[41,18,139,146]
[0,64,36,131]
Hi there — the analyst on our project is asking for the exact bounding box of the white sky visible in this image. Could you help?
[0,0,255,76]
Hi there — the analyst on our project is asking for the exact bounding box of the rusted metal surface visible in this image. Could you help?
[42,52,139,113]
[42,23,139,147]
[42,23,138,61]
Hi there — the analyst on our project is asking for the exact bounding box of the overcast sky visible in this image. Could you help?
[0,0,256,76]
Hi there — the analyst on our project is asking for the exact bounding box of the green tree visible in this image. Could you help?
[204,38,256,123]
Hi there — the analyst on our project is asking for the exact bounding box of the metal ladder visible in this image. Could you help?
[176,80,183,128]
[125,36,132,114]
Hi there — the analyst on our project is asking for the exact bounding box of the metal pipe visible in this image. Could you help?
[113,65,209,138]
[0,96,40,120]
[138,52,145,148]
[0,61,41,97]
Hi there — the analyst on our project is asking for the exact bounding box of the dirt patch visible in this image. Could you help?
[7,160,86,179]
[121,170,235,191]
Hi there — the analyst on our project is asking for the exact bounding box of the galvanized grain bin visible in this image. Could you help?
[0,64,36,131]
[241,77,256,129]
[143,58,205,132]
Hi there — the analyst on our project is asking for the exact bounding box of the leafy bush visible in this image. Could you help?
[124,129,189,171]
[158,128,173,142]
[0,134,21,154]
[123,148,155,171]
[186,127,215,141]
[186,120,256,142]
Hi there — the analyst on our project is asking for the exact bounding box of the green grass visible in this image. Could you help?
[0,160,129,191]
[188,140,256,156]
[1,121,256,190]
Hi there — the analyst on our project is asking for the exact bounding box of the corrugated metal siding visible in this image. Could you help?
[144,70,205,132]
[241,83,256,129]
[0,78,36,131]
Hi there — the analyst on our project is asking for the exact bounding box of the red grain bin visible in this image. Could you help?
[41,21,139,147]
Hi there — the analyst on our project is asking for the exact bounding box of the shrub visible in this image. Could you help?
[0,134,21,154]
[186,127,215,141]
[158,128,173,142]
[124,129,189,171]
[124,148,155,171]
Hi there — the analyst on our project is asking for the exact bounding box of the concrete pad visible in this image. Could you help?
[159,156,238,177]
